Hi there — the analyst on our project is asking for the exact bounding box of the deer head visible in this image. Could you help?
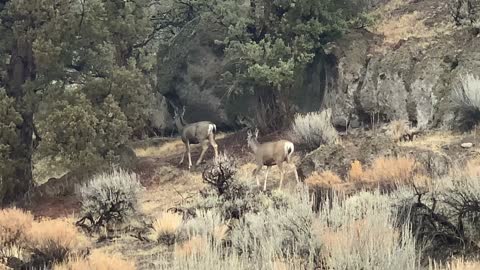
[247,128,259,150]
[172,105,186,122]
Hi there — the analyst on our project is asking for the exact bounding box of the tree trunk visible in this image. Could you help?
[3,35,35,204]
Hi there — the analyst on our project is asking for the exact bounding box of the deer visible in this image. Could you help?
[172,106,219,169]
[247,128,299,191]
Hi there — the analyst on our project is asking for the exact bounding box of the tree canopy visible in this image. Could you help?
[0,0,368,204]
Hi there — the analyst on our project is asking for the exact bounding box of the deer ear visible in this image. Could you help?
[254,128,259,138]
[181,106,186,115]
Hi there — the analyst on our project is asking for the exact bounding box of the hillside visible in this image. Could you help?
[2,0,480,269]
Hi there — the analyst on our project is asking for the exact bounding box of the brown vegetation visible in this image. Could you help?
[53,250,136,270]
[0,208,34,247]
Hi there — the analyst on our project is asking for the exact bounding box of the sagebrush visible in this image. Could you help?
[77,168,144,233]
[290,109,338,150]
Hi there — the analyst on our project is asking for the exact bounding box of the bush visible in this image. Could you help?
[314,190,420,270]
[152,212,183,245]
[448,0,480,26]
[202,153,237,195]
[77,168,144,233]
[290,109,339,150]
[0,208,33,247]
[394,170,480,261]
[386,119,410,142]
[452,73,480,130]
[229,188,318,262]
[26,218,90,265]
[53,250,135,270]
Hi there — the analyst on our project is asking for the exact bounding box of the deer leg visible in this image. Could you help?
[292,164,299,183]
[278,162,285,190]
[208,133,218,162]
[179,144,187,165]
[187,141,192,170]
[263,167,270,191]
[253,164,262,187]
[196,141,209,166]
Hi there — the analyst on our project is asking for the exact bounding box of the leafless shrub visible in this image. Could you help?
[76,168,144,233]
[290,109,339,150]
[387,119,412,141]
[452,73,480,130]
[202,153,237,195]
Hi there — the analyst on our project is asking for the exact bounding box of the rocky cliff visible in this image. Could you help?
[157,0,480,131]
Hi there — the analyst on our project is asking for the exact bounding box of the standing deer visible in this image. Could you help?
[247,129,299,191]
[173,106,219,169]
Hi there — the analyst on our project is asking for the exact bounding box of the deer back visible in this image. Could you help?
[255,140,292,165]
[182,121,216,144]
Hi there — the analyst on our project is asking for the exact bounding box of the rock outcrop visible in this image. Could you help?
[157,0,480,131]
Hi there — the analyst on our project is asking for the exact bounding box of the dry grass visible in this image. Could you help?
[174,236,207,257]
[365,156,416,183]
[152,212,183,243]
[431,258,480,270]
[212,223,229,243]
[464,157,480,177]
[135,139,185,157]
[235,160,301,190]
[348,160,364,182]
[399,131,462,152]
[0,208,34,247]
[305,171,343,188]
[134,133,229,158]
[139,165,205,216]
[53,250,136,270]
[369,0,454,51]
[347,157,419,187]
[374,11,434,45]
[26,218,90,260]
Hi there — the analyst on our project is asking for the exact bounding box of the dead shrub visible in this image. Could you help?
[0,208,34,247]
[364,156,416,185]
[27,219,90,264]
[348,160,364,182]
[202,153,237,195]
[53,250,135,270]
[152,212,183,245]
[386,119,410,141]
[305,171,343,188]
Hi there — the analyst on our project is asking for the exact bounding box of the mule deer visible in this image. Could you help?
[247,129,299,191]
[173,106,219,169]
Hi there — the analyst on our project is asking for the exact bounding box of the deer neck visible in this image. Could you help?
[248,138,259,153]
[175,116,187,133]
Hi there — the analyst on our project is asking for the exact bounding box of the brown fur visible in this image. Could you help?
[173,107,218,169]
[247,129,299,191]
